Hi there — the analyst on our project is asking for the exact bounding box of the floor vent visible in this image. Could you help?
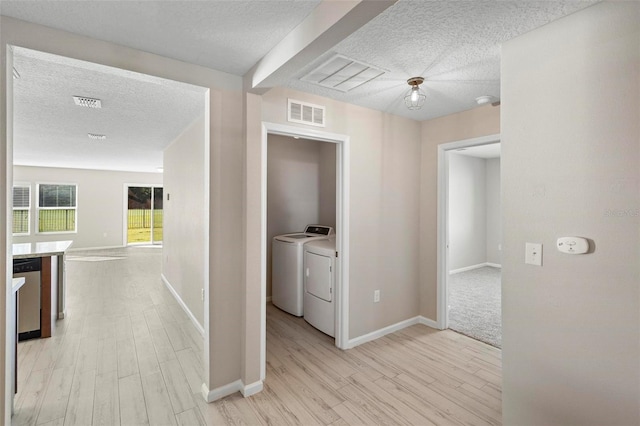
[288,99,325,127]
[301,54,385,93]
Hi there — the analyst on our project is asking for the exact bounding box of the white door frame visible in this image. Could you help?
[436,133,500,329]
[259,122,350,378]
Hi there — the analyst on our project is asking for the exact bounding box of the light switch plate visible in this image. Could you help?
[525,243,543,266]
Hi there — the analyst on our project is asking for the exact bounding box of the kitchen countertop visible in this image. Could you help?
[12,240,74,259]
[12,277,26,292]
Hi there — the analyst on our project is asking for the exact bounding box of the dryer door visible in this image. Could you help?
[304,251,333,302]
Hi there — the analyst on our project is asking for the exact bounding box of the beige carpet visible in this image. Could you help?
[448,266,501,348]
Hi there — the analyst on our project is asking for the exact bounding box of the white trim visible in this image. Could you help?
[437,134,501,330]
[260,123,351,385]
[201,89,211,407]
[449,263,490,275]
[240,380,263,397]
[418,316,439,329]
[161,274,205,336]
[486,263,502,269]
[201,379,263,403]
[346,316,419,349]
[202,380,242,403]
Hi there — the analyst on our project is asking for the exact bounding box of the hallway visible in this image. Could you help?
[14,247,204,425]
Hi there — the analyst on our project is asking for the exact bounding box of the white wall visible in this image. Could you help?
[485,158,501,265]
[448,154,501,271]
[13,166,162,249]
[163,115,206,327]
[420,106,501,320]
[266,134,335,298]
[501,3,639,424]
[243,88,421,387]
[318,142,337,229]
[448,153,487,270]
[254,86,422,343]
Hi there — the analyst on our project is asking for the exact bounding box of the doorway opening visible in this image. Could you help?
[6,45,209,419]
[126,185,164,245]
[259,122,350,381]
[266,133,336,332]
[437,134,501,348]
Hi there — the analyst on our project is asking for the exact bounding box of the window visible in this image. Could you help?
[37,184,77,233]
[13,185,31,235]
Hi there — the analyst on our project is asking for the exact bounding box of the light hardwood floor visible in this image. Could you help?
[13,247,502,425]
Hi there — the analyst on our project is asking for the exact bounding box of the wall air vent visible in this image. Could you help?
[301,54,386,93]
[73,96,102,109]
[288,99,325,128]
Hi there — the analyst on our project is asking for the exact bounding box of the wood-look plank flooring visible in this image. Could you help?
[13,247,502,425]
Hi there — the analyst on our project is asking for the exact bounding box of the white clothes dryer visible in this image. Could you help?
[272,225,334,316]
[303,238,336,337]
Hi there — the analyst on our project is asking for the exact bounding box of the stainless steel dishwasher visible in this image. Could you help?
[13,257,42,341]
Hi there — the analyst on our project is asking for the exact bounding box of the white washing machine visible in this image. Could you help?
[272,225,334,316]
[303,238,336,337]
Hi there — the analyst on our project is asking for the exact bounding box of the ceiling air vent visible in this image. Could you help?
[301,54,386,93]
[87,133,107,140]
[73,96,102,109]
[288,99,325,127]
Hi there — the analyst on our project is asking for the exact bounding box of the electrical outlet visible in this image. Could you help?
[498,243,502,251]
[201,288,205,301]
[373,290,380,303]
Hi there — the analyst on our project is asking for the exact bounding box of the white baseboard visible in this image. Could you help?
[418,316,440,330]
[345,315,448,349]
[201,379,263,402]
[202,380,242,402]
[241,380,263,397]
[449,263,487,274]
[346,316,420,349]
[161,274,205,336]
[450,262,501,275]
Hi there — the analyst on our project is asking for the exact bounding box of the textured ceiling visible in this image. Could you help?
[0,0,321,76]
[289,0,598,120]
[2,0,598,172]
[12,47,206,173]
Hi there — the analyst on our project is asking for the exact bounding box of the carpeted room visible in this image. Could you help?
[447,147,502,348]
